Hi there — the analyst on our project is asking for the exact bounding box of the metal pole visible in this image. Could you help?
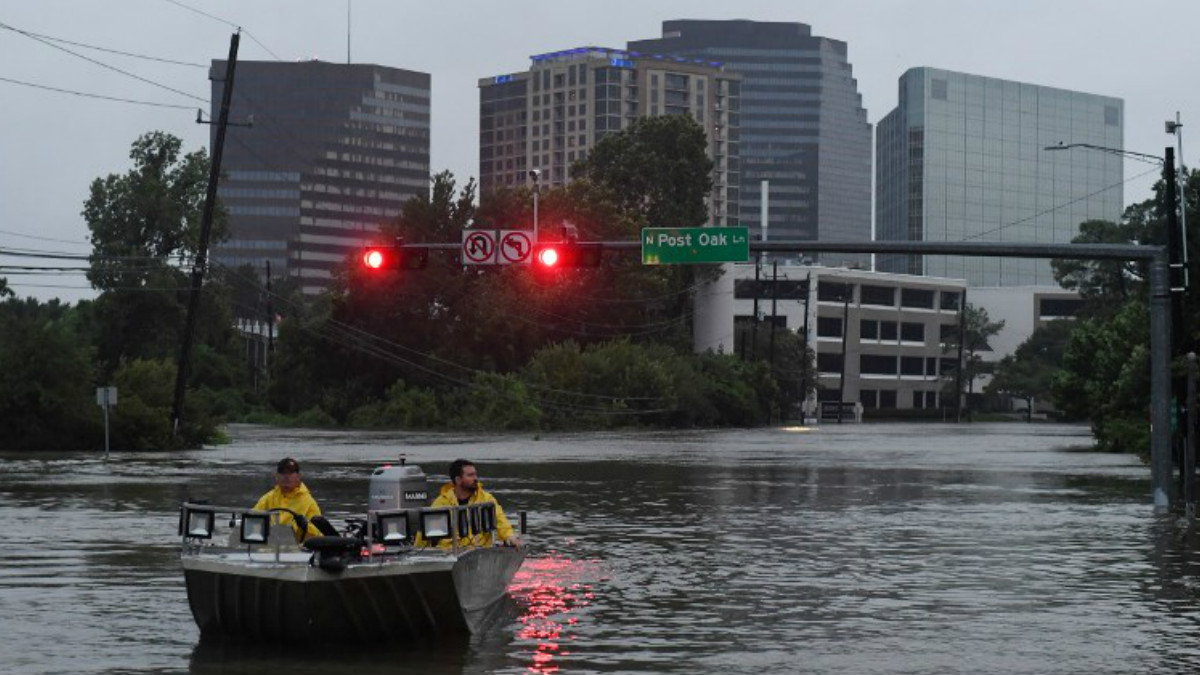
[838,291,850,424]
[532,176,540,243]
[955,290,967,423]
[770,260,778,370]
[103,397,110,461]
[801,272,811,418]
[266,260,274,359]
[1186,352,1197,516]
[1174,113,1188,292]
[1151,252,1174,511]
[751,254,760,362]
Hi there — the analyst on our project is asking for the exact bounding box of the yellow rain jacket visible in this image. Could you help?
[416,481,515,549]
[252,483,322,541]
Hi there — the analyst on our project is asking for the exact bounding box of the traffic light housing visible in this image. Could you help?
[531,242,603,269]
[360,244,428,271]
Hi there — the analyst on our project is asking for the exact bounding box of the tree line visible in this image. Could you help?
[0,117,814,451]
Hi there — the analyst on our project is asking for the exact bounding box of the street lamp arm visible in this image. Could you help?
[1044,142,1164,165]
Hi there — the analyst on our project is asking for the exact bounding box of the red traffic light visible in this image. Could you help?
[531,242,602,269]
[363,248,387,269]
[536,246,560,267]
[358,245,428,271]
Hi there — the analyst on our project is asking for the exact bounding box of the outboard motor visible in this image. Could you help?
[367,456,430,544]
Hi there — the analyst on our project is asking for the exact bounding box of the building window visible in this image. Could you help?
[1040,298,1084,318]
[817,316,844,338]
[901,288,935,309]
[818,281,853,302]
[900,322,925,343]
[880,321,898,341]
[940,291,961,311]
[861,285,895,307]
[817,353,843,373]
[900,356,924,376]
[861,319,878,340]
[1105,105,1120,126]
[931,78,948,100]
[860,355,897,375]
[861,389,878,409]
[879,390,897,409]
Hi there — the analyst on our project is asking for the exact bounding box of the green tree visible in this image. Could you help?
[987,320,1074,421]
[0,298,99,450]
[572,115,714,229]
[82,131,234,375]
[942,304,1005,415]
[1053,301,1150,454]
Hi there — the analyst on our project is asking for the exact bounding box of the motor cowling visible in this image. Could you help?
[367,460,430,543]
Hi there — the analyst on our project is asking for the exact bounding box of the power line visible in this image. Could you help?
[0,228,91,246]
[7,28,206,68]
[0,21,206,103]
[0,75,195,110]
[961,164,1162,242]
[158,0,283,61]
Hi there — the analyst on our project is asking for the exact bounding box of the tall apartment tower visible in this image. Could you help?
[876,67,1124,286]
[630,20,872,265]
[479,47,741,227]
[210,60,431,295]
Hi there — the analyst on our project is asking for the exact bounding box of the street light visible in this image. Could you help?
[1044,140,1183,300]
[529,169,541,243]
[1166,114,1188,290]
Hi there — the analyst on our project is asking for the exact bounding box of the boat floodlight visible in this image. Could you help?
[185,507,215,540]
[457,508,470,540]
[420,508,453,541]
[475,503,497,534]
[240,511,270,544]
[377,510,410,545]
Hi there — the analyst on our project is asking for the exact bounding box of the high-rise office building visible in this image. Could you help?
[876,67,1124,286]
[479,47,741,227]
[630,20,872,265]
[210,60,431,295]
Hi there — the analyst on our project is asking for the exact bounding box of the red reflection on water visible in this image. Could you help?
[508,554,598,674]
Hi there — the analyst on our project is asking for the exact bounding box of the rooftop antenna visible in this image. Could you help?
[346,0,351,64]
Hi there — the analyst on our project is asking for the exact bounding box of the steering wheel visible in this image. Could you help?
[267,507,309,543]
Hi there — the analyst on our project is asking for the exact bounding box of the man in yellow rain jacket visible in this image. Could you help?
[419,459,520,549]
[253,457,322,542]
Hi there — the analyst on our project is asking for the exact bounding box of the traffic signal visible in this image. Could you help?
[531,242,603,269]
[360,244,428,271]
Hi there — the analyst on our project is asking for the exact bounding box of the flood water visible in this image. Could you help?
[4,422,1200,674]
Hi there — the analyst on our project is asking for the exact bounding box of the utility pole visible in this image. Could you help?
[955,290,967,423]
[266,259,274,361]
[837,289,851,424]
[769,260,778,370]
[171,32,240,435]
[1167,147,1184,359]
[751,253,761,362]
[801,272,811,418]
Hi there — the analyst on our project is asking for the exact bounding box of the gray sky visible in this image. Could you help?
[2,0,1197,303]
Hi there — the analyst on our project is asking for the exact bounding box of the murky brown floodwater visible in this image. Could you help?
[3,422,1200,674]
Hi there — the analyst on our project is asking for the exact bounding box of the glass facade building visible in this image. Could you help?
[630,20,872,266]
[876,67,1124,286]
[480,47,740,226]
[210,60,430,295]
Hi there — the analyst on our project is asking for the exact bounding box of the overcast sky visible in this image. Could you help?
[2,0,1198,303]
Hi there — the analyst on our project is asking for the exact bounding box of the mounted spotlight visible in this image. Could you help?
[475,503,497,535]
[420,508,453,543]
[240,510,270,544]
[375,509,411,545]
[184,506,215,540]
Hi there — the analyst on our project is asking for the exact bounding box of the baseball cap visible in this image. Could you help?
[276,457,301,474]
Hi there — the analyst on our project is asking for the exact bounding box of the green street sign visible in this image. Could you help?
[641,226,750,265]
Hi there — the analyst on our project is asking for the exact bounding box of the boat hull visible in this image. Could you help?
[182,547,523,643]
